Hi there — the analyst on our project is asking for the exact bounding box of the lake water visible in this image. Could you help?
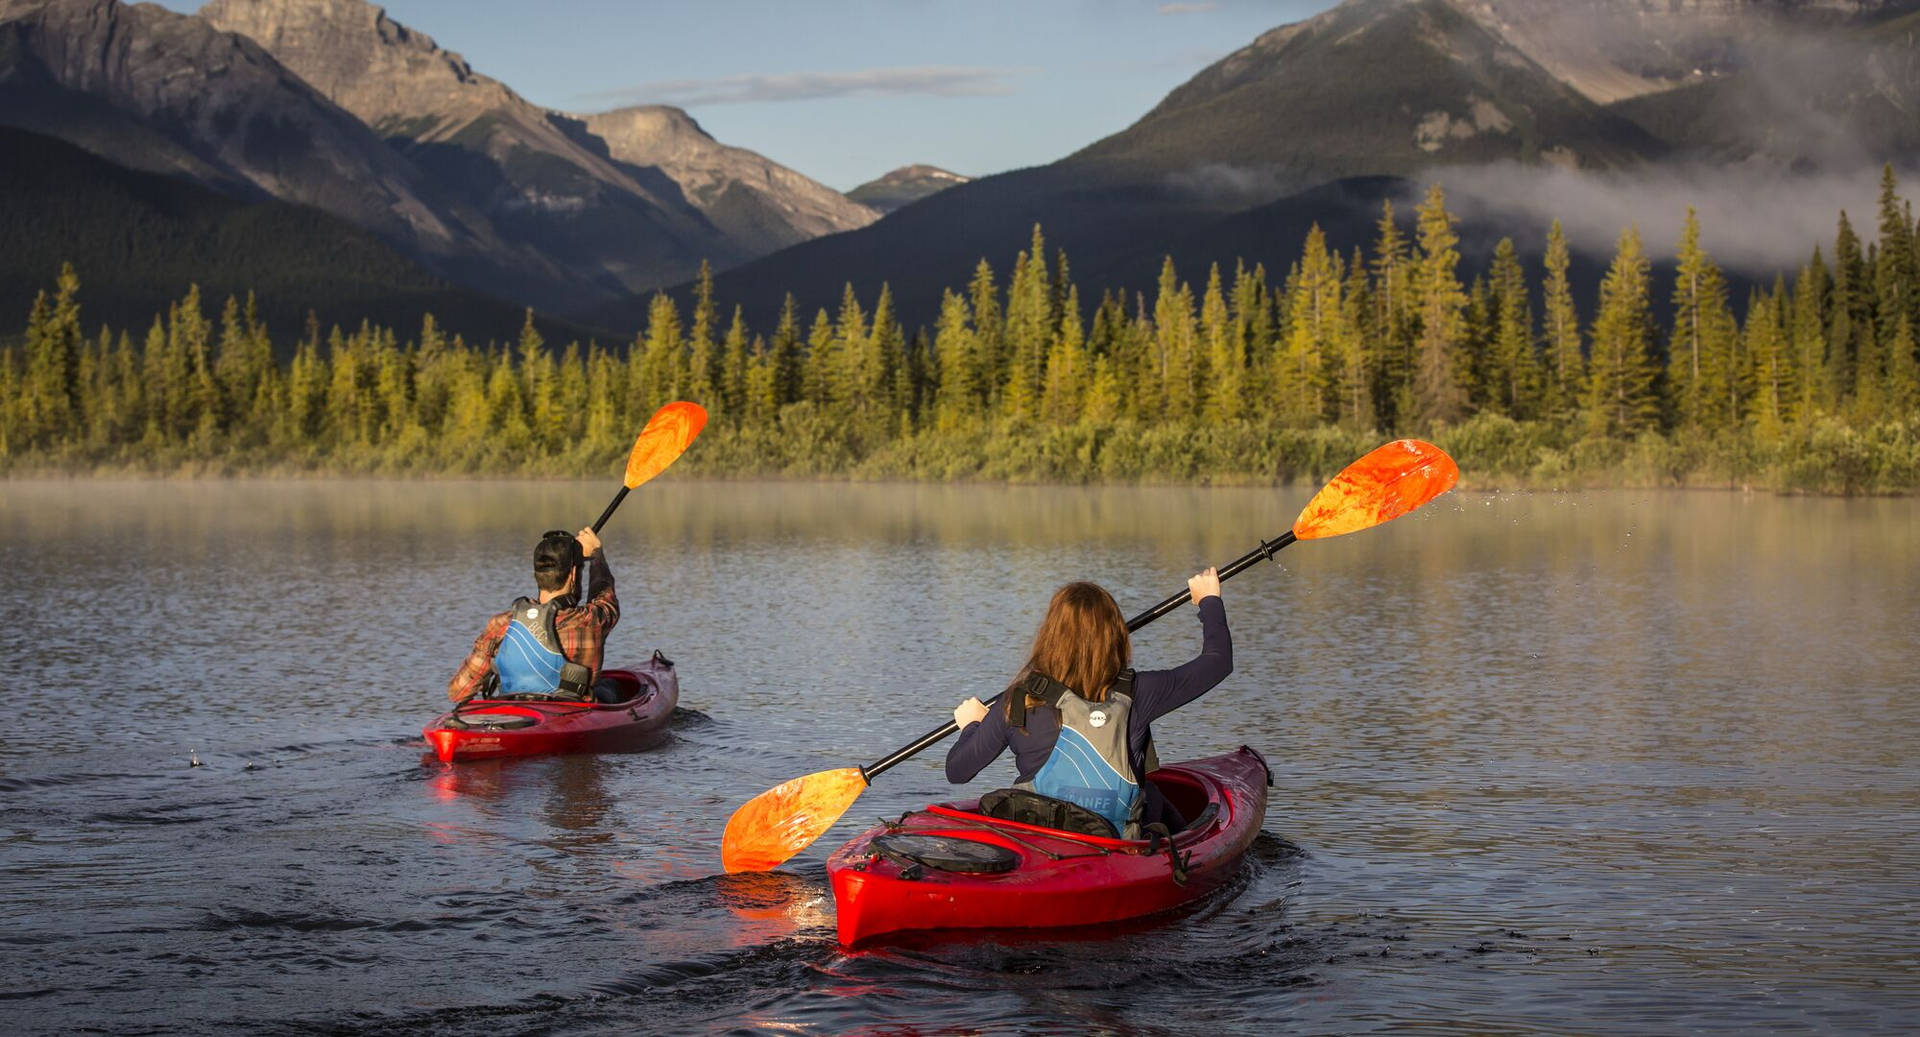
[1,480,1915,1034]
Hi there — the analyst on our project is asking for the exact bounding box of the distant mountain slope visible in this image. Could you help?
[0,126,584,355]
[202,0,876,299]
[0,0,477,250]
[1607,6,1920,167]
[1085,0,1663,190]
[696,0,1920,334]
[1460,0,1920,103]
[848,165,971,213]
[0,0,596,316]
[691,0,1668,333]
[579,106,877,254]
[199,0,725,299]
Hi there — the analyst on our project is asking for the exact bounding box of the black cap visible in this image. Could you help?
[533,529,582,577]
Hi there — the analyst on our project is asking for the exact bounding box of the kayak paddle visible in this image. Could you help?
[593,400,709,534]
[719,438,1460,873]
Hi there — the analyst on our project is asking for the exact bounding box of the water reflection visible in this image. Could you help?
[1,482,1916,1034]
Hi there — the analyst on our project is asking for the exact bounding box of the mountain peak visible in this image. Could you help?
[579,107,878,245]
[580,105,716,147]
[871,164,969,186]
[847,165,970,213]
[200,0,520,128]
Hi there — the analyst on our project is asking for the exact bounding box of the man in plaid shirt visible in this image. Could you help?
[446,527,619,702]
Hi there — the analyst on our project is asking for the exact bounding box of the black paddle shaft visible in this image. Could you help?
[858,528,1298,782]
[591,486,631,534]
[570,486,634,605]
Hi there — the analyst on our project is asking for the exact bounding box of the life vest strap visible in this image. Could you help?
[1005,667,1135,727]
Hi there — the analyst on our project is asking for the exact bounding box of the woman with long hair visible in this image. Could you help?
[946,568,1230,837]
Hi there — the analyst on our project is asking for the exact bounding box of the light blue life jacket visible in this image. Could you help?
[494,597,567,695]
[1013,670,1151,839]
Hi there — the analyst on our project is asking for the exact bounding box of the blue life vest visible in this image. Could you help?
[494,597,567,695]
[1013,670,1152,839]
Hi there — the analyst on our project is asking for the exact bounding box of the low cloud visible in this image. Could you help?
[586,66,1021,107]
[1158,2,1220,13]
[1430,162,1904,272]
[1165,162,1289,208]
[1162,158,1908,275]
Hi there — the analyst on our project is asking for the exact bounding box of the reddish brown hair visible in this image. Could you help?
[1011,582,1131,721]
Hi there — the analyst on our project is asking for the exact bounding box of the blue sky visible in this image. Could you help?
[162,0,1334,190]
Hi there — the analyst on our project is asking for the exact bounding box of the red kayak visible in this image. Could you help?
[825,746,1269,947]
[422,652,678,763]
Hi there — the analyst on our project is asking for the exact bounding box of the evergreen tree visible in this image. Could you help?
[1002,226,1053,421]
[1829,212,1870,407]
[1153,258,1201,421]
[687,261,719,408]
[968,260,1004,407]
[443,339,493,453]
[1582,226,1660,439]
[0,345,17,457]
[1230,261,1271,406]
[372,325,412,445]
[637,293,685,412]
[1279,229,1338,427]
[932,289,982,429]
[1789,250,1831,423]
[1487,238,1540,419]
[413,313,451,434]
[1042,284,1089,422]
[827,283,868,414]
[1462,273,1495,410]
[1371,200,1415,428]
[1885,313,1919,418]
[519,310,560,450]
[1874,165,1916,337]
[555,341,588,445]
[1336,247,1376,430]
[324,324,362,447]
[18,287,68,449]
[583,344,621,455]
[1410,185,1469,428]
[485,343,532,452]
[721,305,750,421]
[805,308,836,409]
[897,328,930,426]
[863,284,903,434]
[1745,282,1792,441]
[1200,264,1244,423]
[1541,220,1584,422]
[744,335,777,426]
[770,294,802,407]
[1669,209,1741,430]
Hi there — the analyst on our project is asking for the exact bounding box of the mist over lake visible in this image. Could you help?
[2,480,1914,1033]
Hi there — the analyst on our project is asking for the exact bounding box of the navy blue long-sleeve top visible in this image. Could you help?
[944,595,1232,822]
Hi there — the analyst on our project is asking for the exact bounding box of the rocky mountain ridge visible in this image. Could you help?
[580,106,878,251]
[199,0,876,298]
[0,0,877,324]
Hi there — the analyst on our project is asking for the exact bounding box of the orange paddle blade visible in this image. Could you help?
[1292,439,1458,540]
[625,401,708,488]
[720,767,868,873]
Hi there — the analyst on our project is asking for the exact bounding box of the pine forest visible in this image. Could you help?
[5,172,1920,494]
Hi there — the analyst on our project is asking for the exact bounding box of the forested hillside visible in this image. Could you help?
[5,173,1917,493]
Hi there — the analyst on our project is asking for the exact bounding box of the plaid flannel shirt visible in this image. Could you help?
[447,553,619,701]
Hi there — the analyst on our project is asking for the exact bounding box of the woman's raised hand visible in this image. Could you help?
[953,696,989,729]
[1188,566,1221,604]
